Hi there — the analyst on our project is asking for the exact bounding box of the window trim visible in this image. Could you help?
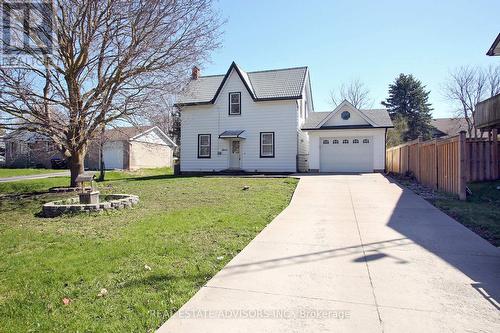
[259,132,275,158]
[228,92,241,115]
[197,134,211,158]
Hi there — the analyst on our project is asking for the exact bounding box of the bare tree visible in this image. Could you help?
[442,65,500,137]
[0,0,222,186]
[329,79,373,109]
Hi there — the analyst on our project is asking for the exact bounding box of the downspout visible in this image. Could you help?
[384,128,388,173]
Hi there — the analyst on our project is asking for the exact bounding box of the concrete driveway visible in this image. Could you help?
[158,174,500,332]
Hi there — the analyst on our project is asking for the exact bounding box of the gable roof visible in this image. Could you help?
[175,62,308,106]
[430,118,485,138]
[302,100,393,130]
[104,126,153,141]
[105,126,177,147]
[486,33,500,56]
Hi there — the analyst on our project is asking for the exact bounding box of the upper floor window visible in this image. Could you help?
[198,134,211,158]
[353,139,359,144]
[229,92,241,115]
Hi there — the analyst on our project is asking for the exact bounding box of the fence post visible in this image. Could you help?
[416,136,422,181]
[458,131,467,200]
[434,138,438,190]
[492,128,498,180]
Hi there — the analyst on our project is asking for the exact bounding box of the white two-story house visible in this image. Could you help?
[175,62,392,173]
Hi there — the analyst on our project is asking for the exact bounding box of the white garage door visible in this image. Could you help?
[320,137,373,172]
[103,141,124,169]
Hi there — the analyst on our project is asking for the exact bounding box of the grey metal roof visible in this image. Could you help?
[302,112,330,129]
[219,130,246,138]
[176,62,308,106]
[302,109,393,130]
[486,33,500,56]
[361,109,393,127]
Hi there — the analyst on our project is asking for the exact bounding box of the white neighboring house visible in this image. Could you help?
[175,62,392,173]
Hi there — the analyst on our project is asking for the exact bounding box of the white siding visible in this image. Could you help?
[324,109,370,127]
[307,128,386,171]
[103,141,124,169]
[180,69,300,172]
[132,129,169,146]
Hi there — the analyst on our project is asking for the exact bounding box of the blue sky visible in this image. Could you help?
[201,0,500,117]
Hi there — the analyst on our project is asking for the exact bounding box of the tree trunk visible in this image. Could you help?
[69,150,86,187]
[98,126,106,181]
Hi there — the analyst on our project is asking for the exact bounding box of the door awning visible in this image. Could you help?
[219,130,246,139]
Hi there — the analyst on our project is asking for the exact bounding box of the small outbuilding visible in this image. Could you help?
[85,126,177,170]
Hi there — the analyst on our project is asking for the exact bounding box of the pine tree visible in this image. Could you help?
[382,74,433,141]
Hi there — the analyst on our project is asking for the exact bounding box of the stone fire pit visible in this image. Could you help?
[42,173,139,217]
[43,194,139,217]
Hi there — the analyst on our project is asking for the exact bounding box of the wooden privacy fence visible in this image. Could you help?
[386,130,499,200]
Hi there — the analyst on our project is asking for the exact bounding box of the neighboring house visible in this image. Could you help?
[0,136,5,165]
[85,126,177,170]
[430,118,487,138]
[4,126,176,170]
[486,33,500,56]
[175,62,393,173]
[4,131,63,168]
[473,34,500,133]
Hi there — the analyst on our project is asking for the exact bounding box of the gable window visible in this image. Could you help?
[260,132,275,158]
[229,92,241,115]
[198,134,211,158]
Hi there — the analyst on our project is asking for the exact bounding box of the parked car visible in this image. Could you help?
[50,158,68,169]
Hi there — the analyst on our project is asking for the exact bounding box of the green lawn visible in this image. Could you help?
[0,168,298,332]
[430,180,500,247]
[0,168,66,178]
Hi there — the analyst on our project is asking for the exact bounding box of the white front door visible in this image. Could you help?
[229,140,240,169]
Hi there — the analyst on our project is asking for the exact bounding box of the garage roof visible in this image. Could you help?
[302,102,393,130]
[175,62,308,106]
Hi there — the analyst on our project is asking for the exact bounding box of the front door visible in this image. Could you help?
[229,140,240,169]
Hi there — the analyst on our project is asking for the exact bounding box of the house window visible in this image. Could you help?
[198,134,211,158]
[229,92,241,115]
[332,139,339,144]
[353,139,359,144]
[260,132,275,158]
[363,139,370,144]
[342,139,349,144]
[322,139,329,144]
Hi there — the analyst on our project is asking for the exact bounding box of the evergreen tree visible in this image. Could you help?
[382,74,433,141]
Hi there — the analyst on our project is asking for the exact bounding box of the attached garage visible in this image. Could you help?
[320,137,373,172]
[302,101,393,173]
